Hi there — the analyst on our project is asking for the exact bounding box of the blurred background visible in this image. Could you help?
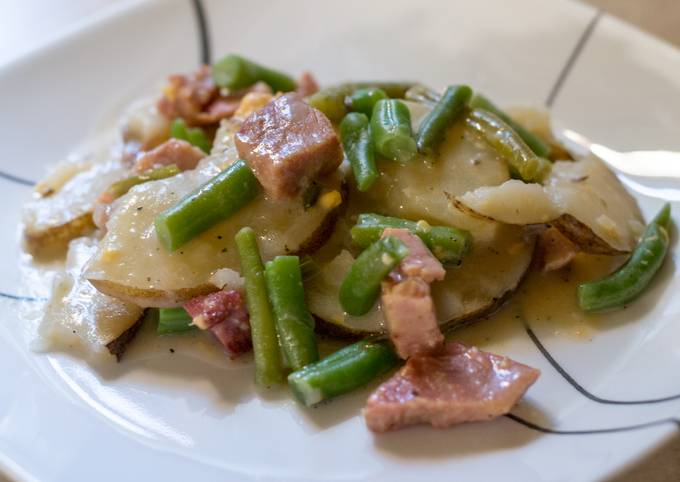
[1,0,679,67]
[0,1,678,481]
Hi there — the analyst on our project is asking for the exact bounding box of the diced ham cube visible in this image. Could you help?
[296,71,320,97]
[234,92,342,199]
[382,228,445,283]
[380,228,446,358]
[363,342,540,432]
[381,278,444,359]
[183,290,252,358]
[157,66,273,126]
[134,139,206,173]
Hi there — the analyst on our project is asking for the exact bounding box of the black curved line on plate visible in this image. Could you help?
[506,413,680,435]
[545,10,603,107]
[0,170,35,187]
[0,291,45,302]
[190,0,212,65]
[524,321,680,405]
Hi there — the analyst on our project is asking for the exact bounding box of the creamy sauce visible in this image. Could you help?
[455,252,624,347]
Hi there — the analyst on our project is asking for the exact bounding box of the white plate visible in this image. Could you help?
[1,0,679,480]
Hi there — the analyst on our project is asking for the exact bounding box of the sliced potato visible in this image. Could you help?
[36,237,143,359]
[85,131,345,307]
[305,103,534,335]
[307,223,532,336]
[455,156,643,254]
[23,159,128,256]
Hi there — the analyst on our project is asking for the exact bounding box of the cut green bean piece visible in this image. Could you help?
[371,99,417,163]
[465,108,551,183]
[170,118,211,153]
[348,87,388,117]
[340,113,379,191]
[155,159,260,251]
[578,204,672,312]
[416,84,473,156]
[157,307,196,334]
[265,256,318,371]
[104,164,180,201]
[339,236,410,316]
[350,213,471,265]
[236,227,285,386]
[341,82,414,99]
[307,86,348,122]
[288,337,399,406]
[212,54,296,92]
[308,82,415,123]
[469,94,552,158]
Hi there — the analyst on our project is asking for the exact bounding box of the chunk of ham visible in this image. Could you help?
[134,138,206,173]
[296,71,320,97]
[156,65,272,126]
[182,290,252,358]
[364,341,540,432]
[383,228,446,283]
[234,92,343,199]
[380,228,445,359]
[381,278,444,358]
[534,227,578,272]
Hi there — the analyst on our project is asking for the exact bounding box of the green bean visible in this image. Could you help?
[578,204,672,312]
[157,308,196,334]
[465,108,551,183]
[342,82,414,99]
[307,83,415,123]
[350,213,471,265]
[265,256,318,371]
[348,87,388,117]
[371,99,417,163]
[235,227,285,386]
[170,118,211,153]
[212,54,296,92]
[155,159,260,251]
[103,164,180,201]
[307,86,348,122]
[416,84,472,156]
[340,113,379,191]
[301,182,321,210]
[288,337,399,406]
[469,94,552,158]
[339,236,410,316]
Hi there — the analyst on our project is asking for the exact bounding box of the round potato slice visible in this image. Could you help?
[305,106,534,335]
[23,158,128,257]
[454,156,643,254]
[36,237,144,359]
[85,129,345,307]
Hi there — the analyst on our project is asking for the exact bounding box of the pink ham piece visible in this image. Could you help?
[134,138,206,173]
[381,278,444,359]
[157,65,217,126]
[383,228,445,283]
[157,65,273,126]
[234,92,343,199]
[364,341,540,432]
[183,290,252,358]
[380,228,445,359]
[296,71,320,97]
